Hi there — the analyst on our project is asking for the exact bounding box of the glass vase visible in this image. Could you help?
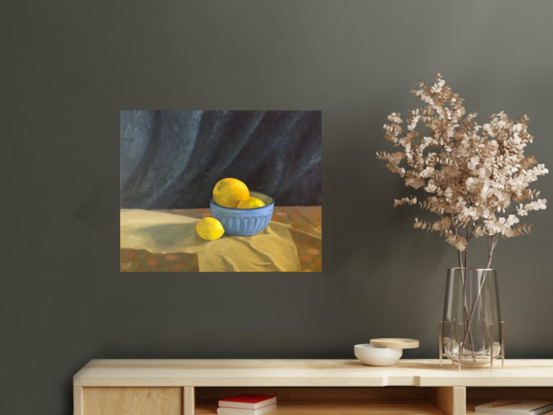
[441,268,503,366]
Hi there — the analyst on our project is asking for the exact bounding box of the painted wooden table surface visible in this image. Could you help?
[120,206,322,272]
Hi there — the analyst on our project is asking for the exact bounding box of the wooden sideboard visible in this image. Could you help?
[73,359,553,415]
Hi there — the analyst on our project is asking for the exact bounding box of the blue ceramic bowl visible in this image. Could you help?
[210,191,274,236]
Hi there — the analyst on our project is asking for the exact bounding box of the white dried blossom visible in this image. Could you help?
[378,74,548,267]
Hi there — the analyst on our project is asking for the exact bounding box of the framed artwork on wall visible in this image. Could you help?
[120,110,322,272]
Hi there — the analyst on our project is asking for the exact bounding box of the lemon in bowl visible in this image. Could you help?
[212,178,249,208]
[237,197,265,209]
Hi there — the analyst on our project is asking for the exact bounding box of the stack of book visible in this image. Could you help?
[475,400,553,415]
[217,394,277,415]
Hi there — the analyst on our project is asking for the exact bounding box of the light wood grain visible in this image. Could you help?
[196,402,443,414]
[73,360,553,387]
[196,387,426,403]
[73,387,83,415]
[370,339,420,349]
[427,387,466,415]
[82,387,182,415]
[184,387,195,415]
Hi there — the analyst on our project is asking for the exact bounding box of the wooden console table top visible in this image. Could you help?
[73,359,553,387]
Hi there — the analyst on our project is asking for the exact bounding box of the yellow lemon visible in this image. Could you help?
[213,178,249,208]
[237,197,265,209]
[196,217,225,240]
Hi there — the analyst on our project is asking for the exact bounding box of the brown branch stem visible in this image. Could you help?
[461,234,500,347]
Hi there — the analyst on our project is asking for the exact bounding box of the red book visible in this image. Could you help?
[218,394,277,410]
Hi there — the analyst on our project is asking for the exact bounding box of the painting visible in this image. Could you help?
[120,110,322,272]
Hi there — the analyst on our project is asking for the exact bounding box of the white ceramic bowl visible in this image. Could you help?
[354,344,403,366]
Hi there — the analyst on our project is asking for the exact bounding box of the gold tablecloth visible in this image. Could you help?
[120,206,322,272]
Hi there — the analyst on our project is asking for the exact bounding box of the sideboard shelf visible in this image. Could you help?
[73,359,553,415]
[195,401,446,415]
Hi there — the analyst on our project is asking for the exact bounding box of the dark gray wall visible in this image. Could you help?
[3,1,553,414]
[120,110,322,209]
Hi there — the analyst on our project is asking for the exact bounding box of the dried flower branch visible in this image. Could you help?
[378,74,548,268]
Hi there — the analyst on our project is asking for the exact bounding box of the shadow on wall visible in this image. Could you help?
[120,110,322,209]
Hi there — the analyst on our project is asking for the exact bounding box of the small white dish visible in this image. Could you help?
[354,344,403,366]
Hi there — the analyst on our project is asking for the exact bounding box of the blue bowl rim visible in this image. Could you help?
[210,192,274,212]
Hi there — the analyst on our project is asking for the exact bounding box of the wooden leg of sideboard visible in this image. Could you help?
[183,387,195,415]
[73,387,83,415]
[427,387,466,415]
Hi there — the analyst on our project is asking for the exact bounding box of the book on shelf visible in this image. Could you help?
[216,403,277,415]
[475,400,553,415]
[217,394,277,415]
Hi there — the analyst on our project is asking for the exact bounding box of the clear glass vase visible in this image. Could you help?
[441,268,503,366]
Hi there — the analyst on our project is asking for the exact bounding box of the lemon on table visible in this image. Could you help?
[237,197,265,209]
[196,217,225,240]
[212,178,249,208]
